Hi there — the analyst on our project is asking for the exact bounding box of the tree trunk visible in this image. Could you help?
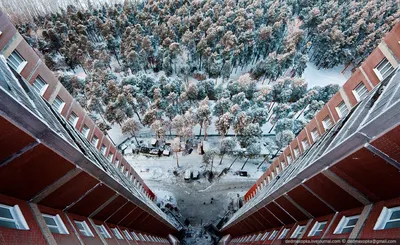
[198,124,203,138]
[132,133,140,146]
[268,120,278,133]
[295,106,307,120]
[240,157,250,170]
[176,152,179,168]
[227,156,239,170]
[204,128,208,141]
[219,154,224,165]
[271,149,281,159]
[257,156,268,169]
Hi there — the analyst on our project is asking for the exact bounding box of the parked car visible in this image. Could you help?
[149,149,160,155]
[192,170,200,179]
[184,169,192,182]
[238,171,248,177]
[163,149,171,156]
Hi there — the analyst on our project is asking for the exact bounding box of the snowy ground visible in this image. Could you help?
[302,62,350,88]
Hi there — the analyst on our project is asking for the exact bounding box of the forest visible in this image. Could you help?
[10,0,400,163]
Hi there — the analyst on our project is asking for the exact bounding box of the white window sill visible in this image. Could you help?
[16,61,28,74]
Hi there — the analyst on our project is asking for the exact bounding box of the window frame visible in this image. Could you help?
[268,230,278,240]
[311,128,320,142]
[123,230,133,240]
[0,204,29,230]
[68,112,79,127]
[101,144,107,155]
[278,228,290,239]
[373,58,395,81]
[111,227,123,240]
[81,125,90,138]
[52,96,65,113]
[7,50,27,73]
[42,213,69,234]
[32,76,48,96]
[131,231,140,241]
[290,225,305,239]
[96,224,111,238]
[74,220,94,237]
[352,82,369,102]
[374,206,400,230]
[308,221,327,237]
[335,101,348,118]
[91,136,99,147]
[334,214,360,234]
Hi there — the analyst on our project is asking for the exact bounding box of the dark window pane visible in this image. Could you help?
[319,223,326,230]
[43,216,57,226]
[390,210,400,220]
[49,226,60,234]
[314,231,322,236]
[0,220,17,229]
[384,220,400,229]
[347,218,358,226]
[341,227,354,233]
[0,207,13,219]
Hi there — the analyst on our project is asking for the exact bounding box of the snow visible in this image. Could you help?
[302,62,350,89]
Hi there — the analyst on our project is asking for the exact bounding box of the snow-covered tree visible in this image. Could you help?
[219,137,236,165]
[215,112,233,137]
[241,123,262,148]
[121,118,142,145]
[171,137,181,168]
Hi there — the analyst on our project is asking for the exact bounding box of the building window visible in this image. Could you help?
[120,165,125,174]
[42,214,69,234]
[374,206,400,230]
[125,170,129,177]
[111,228,123,239]
[0,204,29,230]
[114,159,120,167]
[268,230,278,240]
[293,147,300,158]
[352,82,369,102]
[374,58,395,81]
[123,230,133,240]
[322,116,333,130]
[52,96,65,113]
[271,171,275,179]
[291,225,305,239]
[7,51,27,73]
[267,175,271,182]
[287,155,292,164]
[101,144,107,155]
[276,166,280,175]
[74,220,94,237]
[302,139,310,150]
[255,233,262,241]
[311,128,320,142]
[334,215,359,234]
[81,125,90,138]
[139,233,146,241]
[250,234,257,241]
[32,76,48,96]
[68,112,79,127]
[278,228,290,239]
[91,136,99,147]
[131,231,140,240]
[96,225,111,238]
[308,221,327,236]
[107,152,114,162]
[336,101,349,118]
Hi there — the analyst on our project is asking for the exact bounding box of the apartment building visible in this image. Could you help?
[219,23,400,244]
[0,10,180,245]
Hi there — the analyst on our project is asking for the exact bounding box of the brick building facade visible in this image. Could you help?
[220,23,400,244]
[0,10,180,245]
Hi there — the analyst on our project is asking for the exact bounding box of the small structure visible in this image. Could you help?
[184,169,192,182]
[192,170,200,179]
[151,138,158,147]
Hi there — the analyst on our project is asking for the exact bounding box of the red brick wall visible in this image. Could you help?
[324,206,364,239]
[56,86,74,117]
[342,69,372,106]
[66,213,103,245]
[37,205,82,245]
[326,92,345,122]
[384,22,400,60]
[0,11,17,51]
[66,101,86,131]
[361,48,385,86]
[0,194,46,245]
[359,197,400,239]
[28,63,58,100]
[15,40,40,80]
[314,105,332,134]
